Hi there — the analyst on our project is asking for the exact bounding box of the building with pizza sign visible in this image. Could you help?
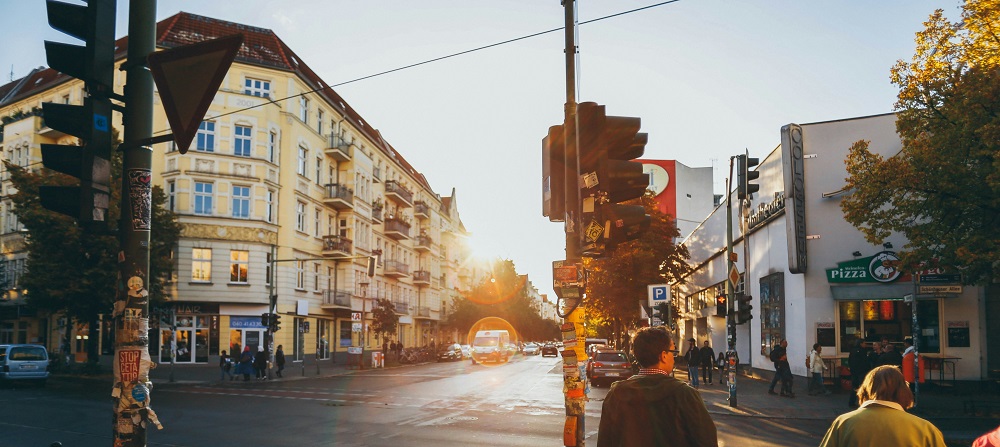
[673,112,996,382]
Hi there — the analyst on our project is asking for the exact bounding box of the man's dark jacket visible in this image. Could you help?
[597,374,718,447]
[769,345,789,369]
[699,346,716,367]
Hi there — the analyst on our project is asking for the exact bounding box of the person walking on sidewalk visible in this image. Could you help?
[238,346,253,381]
[253,345,268,380]
[820,365,946,447]
[275,345,286,378]
[683,338,701,389]
[768,339,794,397]
[847,339,871,408]
[699,341,715,386]
[716,352,727,385]
[597,326,717,447]
[219,350,234,381]
[808,343,830,395]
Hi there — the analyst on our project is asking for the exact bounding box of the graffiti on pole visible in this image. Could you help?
[127,169,152,230]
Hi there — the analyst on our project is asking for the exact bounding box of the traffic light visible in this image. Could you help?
[367,255,378,277]
[736,294,753,324]
[736,153,760,200]
[39,0,117,227]
[541,124,566,222]
[652,302,670,326]
[261,312,271,327]
[716,294,727,316]
[577,102,651,257]
[271,314,282,333]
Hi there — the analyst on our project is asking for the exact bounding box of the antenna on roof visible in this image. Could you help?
[8,65,13,82]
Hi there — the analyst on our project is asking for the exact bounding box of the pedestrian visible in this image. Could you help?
[699,340,715,386]
[275,345,286,378]
[383,339,389,361]
[238,346,253,381]
[253,345,268,380]
[972,425,1000,447]
[716,352,727,385]
[819,365,946,447]
[219,350,234,381]
[866,341,881,370]
[877,341,902,368]
[847,339,871,408]
[597,326,718,447]
[683,338,700,389]
[768,339,794,397]
[807,343,830,395]
[901,338,922,391]
[395,340,403,359]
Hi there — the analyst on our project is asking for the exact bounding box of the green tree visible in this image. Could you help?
[370,298,400,344]
[584,192,692,347]
[841,0,1000,285]
[5,131,180,365]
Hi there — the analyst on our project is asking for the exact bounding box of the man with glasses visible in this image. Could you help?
[598,327,718,447]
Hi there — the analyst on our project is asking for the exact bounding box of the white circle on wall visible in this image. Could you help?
[644,163,670,196]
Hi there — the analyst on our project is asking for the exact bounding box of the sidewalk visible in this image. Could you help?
[679,367,1000,445]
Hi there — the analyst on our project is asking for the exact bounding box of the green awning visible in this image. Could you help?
[830,283,914,300]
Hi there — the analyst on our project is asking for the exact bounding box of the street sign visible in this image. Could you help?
[919,274,962,284]
[352,322,362,332]
[919,285,962,294]
[729,265,741,288]
[648,284,670,307]
[351,312,362,321]
[347,347,362,355]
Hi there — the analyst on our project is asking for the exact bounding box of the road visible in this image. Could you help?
[0,354,875,446]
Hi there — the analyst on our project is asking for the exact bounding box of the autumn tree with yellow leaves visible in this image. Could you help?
[841,0,999,285]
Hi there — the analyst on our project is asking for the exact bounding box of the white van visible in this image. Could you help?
[471,330,510,364]
[0,344,50,386]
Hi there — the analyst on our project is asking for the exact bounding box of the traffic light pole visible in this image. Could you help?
[726,158,738,408]
[113,1,160,446]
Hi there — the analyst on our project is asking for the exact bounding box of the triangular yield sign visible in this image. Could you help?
[148,33,243,154]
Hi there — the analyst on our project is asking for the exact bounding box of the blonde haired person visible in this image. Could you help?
[819,365,945,447]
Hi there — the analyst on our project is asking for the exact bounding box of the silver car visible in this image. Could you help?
[0,344,50,386]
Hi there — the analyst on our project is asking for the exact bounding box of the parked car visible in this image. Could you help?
[0,344,49,387]
[523,343,540,356]
[540,343,559,357]
[437,343,463,362]
[588,349,633,387]
[460,344,471,359]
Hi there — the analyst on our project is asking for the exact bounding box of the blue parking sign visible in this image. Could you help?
[648,284,670,306]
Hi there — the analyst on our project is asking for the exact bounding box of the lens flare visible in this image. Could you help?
[466,317,520,368]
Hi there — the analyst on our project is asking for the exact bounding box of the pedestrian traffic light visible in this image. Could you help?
[716,294,727,316]
[736,153,760,200]
[736,294,753,324]
[541,124,566,222]
[39,0,117,228]
[577,102,651,257]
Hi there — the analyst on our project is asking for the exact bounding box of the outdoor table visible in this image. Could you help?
[922,354,960,388]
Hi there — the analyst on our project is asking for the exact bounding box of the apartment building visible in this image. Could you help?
[0,12,479,365]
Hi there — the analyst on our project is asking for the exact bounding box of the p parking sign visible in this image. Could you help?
[648,284,670,307]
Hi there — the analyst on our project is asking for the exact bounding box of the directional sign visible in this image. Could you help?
[648,284,670,307]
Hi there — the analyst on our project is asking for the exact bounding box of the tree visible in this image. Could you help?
[584,192,692,346]
[5,129,180,365]
[370,298,400,344]
[841,0,999,285]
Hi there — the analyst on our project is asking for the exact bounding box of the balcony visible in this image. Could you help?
[323,184,354,210]
[322,235,352,258]
[325,134,353,162]
[414,201,430,220]
[414,234,432,252]
[415,306,431,318]
[384,216,411,240]
[371,206,383,222]
[384,180,413,208]
[413,270,431,287]
[394,301,410,315]
[383,259,409,278]
[321,289,352,308]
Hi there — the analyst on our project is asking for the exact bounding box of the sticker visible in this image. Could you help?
[132,384,148,403]
[127,169,152,230]
[117,349,142,383]
[126,276,149,307]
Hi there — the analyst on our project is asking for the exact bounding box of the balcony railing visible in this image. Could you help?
[322,235,352,256]
[384,259,409,278]
[414,201,430,220]
[323,184,354,210]
[384,180,413,207]
[322,289,352,307]
[325,134,353,161]
[416,306,430,317]
[384,216,411,240]
[372,206,383,222]
[413,270,431,286]
[414,235,432,252]
[394,301,410,314]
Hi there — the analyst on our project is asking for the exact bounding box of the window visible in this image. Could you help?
[234,125,252,157]
[314,210,321,238]
[315,156,322,184]
[266,190,275,224]
[297,146,307,176]
[296,261,305,289]
[760,272,785,357]
[230,250,249,283]
[296,202,306,232]
[192,248,212,282]
[314,263,321,291]
[268,131,278,163]
[167,181,176,212]
[265,252,273,286]
[318,110,324,135]
[244,78,271,98]
[299,97,309,123]
[196,121,215,152]
[194,182,214,215]
[232,185,250,219]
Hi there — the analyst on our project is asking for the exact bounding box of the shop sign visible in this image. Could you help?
[919,285,962,294]
[781,123,808,274]
[826,251,904,283]
[230,316,266,328]
[747,192,785,229]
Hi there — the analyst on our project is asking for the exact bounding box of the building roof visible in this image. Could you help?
[1,12,434,193]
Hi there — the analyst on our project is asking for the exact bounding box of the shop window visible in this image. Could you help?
[916,300,941,353]
[339,320,353,347]
[839,301,862,353]
[759,272,785,356]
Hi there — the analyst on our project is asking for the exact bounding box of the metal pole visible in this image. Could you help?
[267,245,276,379]
[726,160,738,407]
[113,1,158,445]
[911,274,920,407]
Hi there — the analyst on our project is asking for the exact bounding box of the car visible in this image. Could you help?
[437,343,463,362]
[523,343,540,356]
[540,343,558,357]
[588,349,633,387]
[460,344,471,359]
[0,344,50,387]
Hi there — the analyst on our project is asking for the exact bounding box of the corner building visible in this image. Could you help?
[675,113,997,383]
[0,12,479,366]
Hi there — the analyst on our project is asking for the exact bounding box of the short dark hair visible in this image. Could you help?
[857,365,914,408]
[632,327,674,368]
[813,343,821,350]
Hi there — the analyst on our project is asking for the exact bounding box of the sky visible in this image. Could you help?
[1,0,956,301]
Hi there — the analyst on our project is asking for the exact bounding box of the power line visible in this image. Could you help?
[154,0,681,136]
